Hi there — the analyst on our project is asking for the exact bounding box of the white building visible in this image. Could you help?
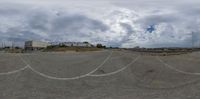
[25,41,49,50]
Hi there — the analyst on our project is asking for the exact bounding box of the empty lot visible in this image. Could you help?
[0,50,200,99]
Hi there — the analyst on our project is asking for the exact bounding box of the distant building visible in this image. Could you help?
[50,42,93,47]
[50,42,60,46]
[25,41,49,50]
[61,42,93,47]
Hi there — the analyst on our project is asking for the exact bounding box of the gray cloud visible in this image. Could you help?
[0,5,109,46]
[27,13,50,31]
[0,0,200,48]
[51,14,109,33]
[136,14,179,28]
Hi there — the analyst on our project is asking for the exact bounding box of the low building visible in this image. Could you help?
[61,42,93,47]
[25,41,49,50]
[50,42,93,47]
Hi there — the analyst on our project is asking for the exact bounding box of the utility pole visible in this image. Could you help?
[190,32,195,52]
[192,32,194,48]
[1,41,4,48]
[3,41,5,48]
[11,41,15,49]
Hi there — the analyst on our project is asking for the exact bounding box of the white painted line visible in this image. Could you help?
[18,54,31,66]
[0,54,29,75]
[174,55,200,62]
[0,66,28,75]
[19,51,113,80]
[156,56,200,76]
[27,65,91,80]
[83,51,114,75]
[89,55,141,77]
[129,56,200,90]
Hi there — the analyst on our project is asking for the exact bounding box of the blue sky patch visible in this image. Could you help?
[146,25,156,33]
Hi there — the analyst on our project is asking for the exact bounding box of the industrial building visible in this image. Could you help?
[25,41,49,50]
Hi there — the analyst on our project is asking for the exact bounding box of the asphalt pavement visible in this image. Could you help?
[0,50,200,99]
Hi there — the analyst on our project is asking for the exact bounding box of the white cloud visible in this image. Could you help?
[0,0,200,48]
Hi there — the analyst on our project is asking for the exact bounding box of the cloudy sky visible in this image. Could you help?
[0,0,200,48]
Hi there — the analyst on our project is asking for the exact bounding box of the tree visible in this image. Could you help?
[96,44,106,48]
[59,44,66,47]
[96,44,103,48]
[83,41,89,44]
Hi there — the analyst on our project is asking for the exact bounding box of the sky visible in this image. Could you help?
[0,0,200,48]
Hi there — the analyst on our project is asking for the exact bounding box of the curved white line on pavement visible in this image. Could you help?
[0,54,29,75]
[174,55,200,62]
[0,66,28,75]
[128,56,200,90]
[27,65,91,80]
[89,55,141,77]
[18,54,30,66]
[19,51,113,80]
[156,56,200,76]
